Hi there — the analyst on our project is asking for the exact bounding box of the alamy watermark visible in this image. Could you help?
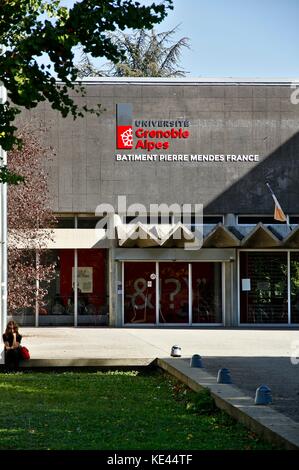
[94,196,203,250]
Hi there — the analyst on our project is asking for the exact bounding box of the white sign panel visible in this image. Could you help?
[242,278,251,291]
[72,267,93,293]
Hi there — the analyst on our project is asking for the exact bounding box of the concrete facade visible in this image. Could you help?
[10,78,299,329]
[21,78,299,215]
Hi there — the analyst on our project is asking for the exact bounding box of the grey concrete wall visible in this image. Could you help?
[21,81,299,215]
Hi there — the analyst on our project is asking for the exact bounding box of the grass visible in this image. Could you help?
[0,369,278,450]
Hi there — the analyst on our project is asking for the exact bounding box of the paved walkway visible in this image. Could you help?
[159,358,299,450]
[6,327,299,422]
[203,356,299,424]
[18,327,299,359]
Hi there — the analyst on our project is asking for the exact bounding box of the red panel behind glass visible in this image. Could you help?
[59,249,107,313]
[159,262,189,324]
[192,262,222,323]
[124,262,156,324]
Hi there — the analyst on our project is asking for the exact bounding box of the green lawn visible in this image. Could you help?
[0,369,277,450]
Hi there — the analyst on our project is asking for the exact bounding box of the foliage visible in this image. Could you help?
[0,0,173,181]
[170,378,217,415]
[76,53,106,78]
[0,370,277,450]
[77,25,190,78]
[7,126,57,311]
[187,389,218,415]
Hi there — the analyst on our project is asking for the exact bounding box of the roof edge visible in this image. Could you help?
[68,77,299,86]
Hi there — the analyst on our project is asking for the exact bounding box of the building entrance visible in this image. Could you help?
[123,261,223,325]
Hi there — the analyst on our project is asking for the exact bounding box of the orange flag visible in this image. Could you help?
[266,183,287,222]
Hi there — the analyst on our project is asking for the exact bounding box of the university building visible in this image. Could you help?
[9,78,299,327]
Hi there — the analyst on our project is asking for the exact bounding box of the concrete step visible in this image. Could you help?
[17,358,154,368]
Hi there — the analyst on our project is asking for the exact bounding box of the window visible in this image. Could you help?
[290,253,299,324]
[203,216,223,224]
[77,217,106,229]
[180,214,223,232]
[40,250,75,325]
[125,215,172,224]
[77,249,108,323]
[56,217,75,228]
[237,215,285,225]
[240,252,288,324]
[192,262,222,323]
[125,215,149,224]
[38,249,108,326]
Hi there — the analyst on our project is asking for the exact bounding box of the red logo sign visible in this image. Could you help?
[117,125,133,149]
[116,104,191,151]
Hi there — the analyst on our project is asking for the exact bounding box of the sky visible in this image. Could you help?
[60,0,299,78]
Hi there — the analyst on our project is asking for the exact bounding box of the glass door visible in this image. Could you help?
[123,261,223,325]
[191,262,222,323]
[124,262,156,324]
[159,262,189,324]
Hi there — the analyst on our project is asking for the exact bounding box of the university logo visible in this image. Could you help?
[116,103,133,149]
[116,103,191,151]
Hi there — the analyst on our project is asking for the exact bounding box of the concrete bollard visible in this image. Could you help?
[190,354,203,368]
[255,385,272,405]
[170,345,182,357]
[217,368,232,384]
